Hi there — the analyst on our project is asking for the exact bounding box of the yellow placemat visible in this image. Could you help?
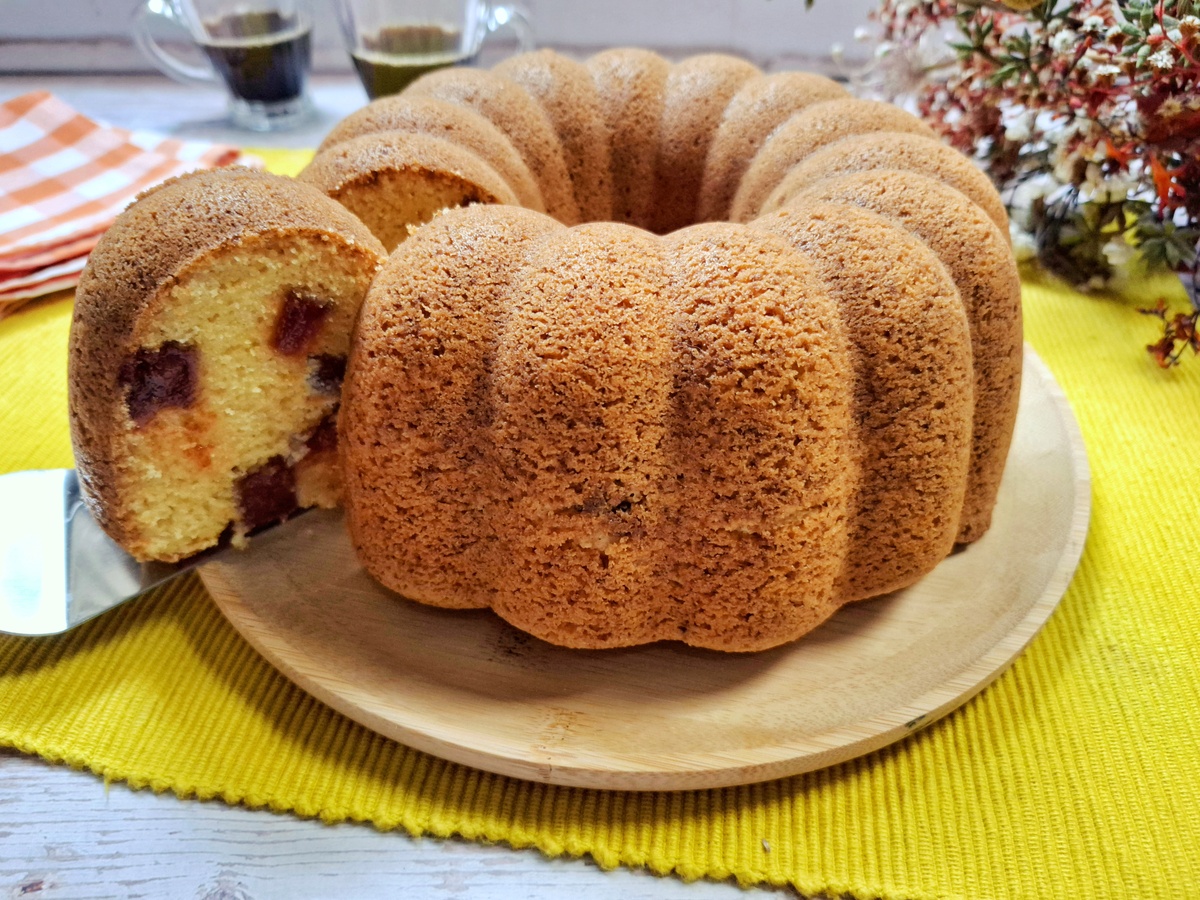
[2,152,1200,899]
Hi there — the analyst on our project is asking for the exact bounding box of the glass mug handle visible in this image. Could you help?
[483,2,534,53]
[131,0,217,86]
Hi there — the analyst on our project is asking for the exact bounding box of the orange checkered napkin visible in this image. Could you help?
[0,91,248,315]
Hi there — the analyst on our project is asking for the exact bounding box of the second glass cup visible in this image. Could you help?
[334,0,533,99]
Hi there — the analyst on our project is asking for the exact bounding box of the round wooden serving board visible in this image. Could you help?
[201,347,1089,791]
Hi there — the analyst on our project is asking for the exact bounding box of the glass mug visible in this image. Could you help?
[334,0,534,100]
[132,0,314,131]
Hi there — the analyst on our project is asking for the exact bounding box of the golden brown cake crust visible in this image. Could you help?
[69,167,385,556]
[785,171,1022,542]
[696,71,848,223]
[341,205,563,610]
[315,94,545,212]
[731,98,937,221]
[761,131,1010,235]
[405,66,582,224]
[494,49,615,223]
[651,53,760,235]
[750,203,975,600]
[586,48,671,230]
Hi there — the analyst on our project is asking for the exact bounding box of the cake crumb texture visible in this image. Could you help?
[69,168,386,561]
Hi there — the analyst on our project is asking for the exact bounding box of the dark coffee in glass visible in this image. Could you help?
[132,0,315,131]
[350,24,474,99]
[199,11,312,105]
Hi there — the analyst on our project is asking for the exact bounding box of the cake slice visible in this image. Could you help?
[69,168,387,562]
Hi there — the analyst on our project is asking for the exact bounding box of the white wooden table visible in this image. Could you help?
[0,74,801,900]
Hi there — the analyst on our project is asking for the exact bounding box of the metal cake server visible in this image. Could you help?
[0,468,304,636]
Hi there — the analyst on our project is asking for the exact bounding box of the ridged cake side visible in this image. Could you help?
[696,70,848,223]
[759,131,1010,235]
[782,172,1022,542]
[316,93,545,212]
[586,48,672,230]
[494,49,615,223]
[750,204,975,601]
[650,53,759,234]
[298,131,519,251]
[343,203,979,650]
[730,98,938,222]
[340,206,562,609]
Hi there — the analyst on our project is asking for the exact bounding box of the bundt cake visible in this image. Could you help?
[70,47,1023,652]
[316,47,1021,650]
[69,168,387,562]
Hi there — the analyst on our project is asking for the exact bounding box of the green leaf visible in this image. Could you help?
[992,63,1022,84]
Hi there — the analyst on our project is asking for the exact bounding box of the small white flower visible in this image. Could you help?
[1148,47,1177,70]
[1089,63,1123,84]
[1088,172,1137,204]
[1004,114,1033,145]
[1082,16,1107,34]
[1051,30,1076,53]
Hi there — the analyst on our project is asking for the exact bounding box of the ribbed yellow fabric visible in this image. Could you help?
[2,151,1199,899]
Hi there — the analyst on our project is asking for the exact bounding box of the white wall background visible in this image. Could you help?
[0,0,879,72]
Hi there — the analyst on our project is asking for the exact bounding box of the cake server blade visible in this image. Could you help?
[0,468,196,635]
[0,468,304,637]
